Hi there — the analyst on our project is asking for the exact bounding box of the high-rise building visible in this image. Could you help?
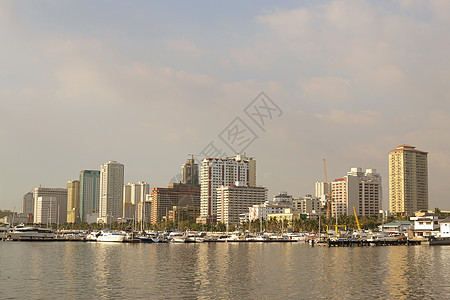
[34,196,57,224]
[137,199,152,223]
[99,161,124,221]
[389,145,428,215]
[80,170,100,222]
[67,180,80,223]
[293,195,322,215]
[182,157,199,185]
[124,181,150,205]
[198,154,255,223]
[21,192,34,216]
[315,181,331,207]
[33,187,68,224]
[331,168,382,217]
[217,183,267,226]
[149,185,200,224]
[123,202,136,219]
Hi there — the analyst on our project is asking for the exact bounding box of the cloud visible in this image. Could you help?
[314,110,381,125]
[299,76,352,104]
[164,38,204,59]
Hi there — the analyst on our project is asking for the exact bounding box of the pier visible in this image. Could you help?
[325,239,421,247]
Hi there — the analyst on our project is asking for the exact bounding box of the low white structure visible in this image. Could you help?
[249,202,290,221]
[410,213,440,238]
[438,217,450,238]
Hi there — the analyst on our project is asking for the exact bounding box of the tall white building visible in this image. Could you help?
[99,161,124,220]
[124,181,150,205]
[34,196,57,224]
[33,187,68,224]
[217,183,267,226]
[198,154,255,223]
[331,168,382,217]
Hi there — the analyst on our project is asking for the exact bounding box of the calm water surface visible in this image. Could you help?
[1,241,450,299]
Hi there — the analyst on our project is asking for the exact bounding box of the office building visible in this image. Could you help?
[99,161,124,221]
[124,181,150,205]
[331,168,382,217]
[80,170,100,222]
[198,154,256,223]
[137,200,152,223]
[182,157,199,185]
[293,195,322,215]
[21,192,34,216]
[315,181,331,206]
[216,183,267,226]
[149,184,200,224]
[33,187,68,224]
[389,145,428,215]
[123,202,136,219]
[34,196,57,224]
[67,180,80,223]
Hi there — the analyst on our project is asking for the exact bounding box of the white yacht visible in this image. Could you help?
[169,231,187,243]
[8,225,56,241]
[185,232,204,243]
[96,230,125,243]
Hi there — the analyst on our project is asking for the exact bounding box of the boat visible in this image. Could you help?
[86,231,100,241]
[7,225,56,241]
[169,231,187,243]
[96,230,125,243]
[185,232,205,243]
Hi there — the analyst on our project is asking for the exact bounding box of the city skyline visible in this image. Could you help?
[2,1,450,211]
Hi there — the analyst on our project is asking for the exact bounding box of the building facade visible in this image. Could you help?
[293,195,322,214]
[21,192,34,216]
[198,154,256,223]
[389,145,428,215]
[149,184,200,224]
[124,181,150,205]
[331,168,382,217]
[216,184,267,226]
[99,161,124,220]
[33,187,68,224]
[80,170,100,222]
[34,196,57,224]
[67,180,80,223]
[182,157,199,185]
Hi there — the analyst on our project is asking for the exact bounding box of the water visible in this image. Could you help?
[1,241,450,299]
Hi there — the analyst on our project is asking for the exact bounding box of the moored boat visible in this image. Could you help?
[7,225,56,241]
[96,230,125,243]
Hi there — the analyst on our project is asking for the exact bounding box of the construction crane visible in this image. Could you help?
[353,206,361,232]
[324,159,332,219]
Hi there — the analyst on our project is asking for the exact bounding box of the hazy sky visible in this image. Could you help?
[1,0,450,211]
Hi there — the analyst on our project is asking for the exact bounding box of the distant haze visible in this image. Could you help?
[1,1,450,211]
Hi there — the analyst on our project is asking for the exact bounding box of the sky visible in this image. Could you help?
[1,0,450,211]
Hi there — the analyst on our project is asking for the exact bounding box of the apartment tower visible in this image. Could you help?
[197,154,256,223]
[389,145,428,215]
[99,161,124,220]
[80,170,100,222]
[67,180,80,223]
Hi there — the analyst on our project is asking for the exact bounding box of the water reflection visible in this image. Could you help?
[2,242,450,299]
